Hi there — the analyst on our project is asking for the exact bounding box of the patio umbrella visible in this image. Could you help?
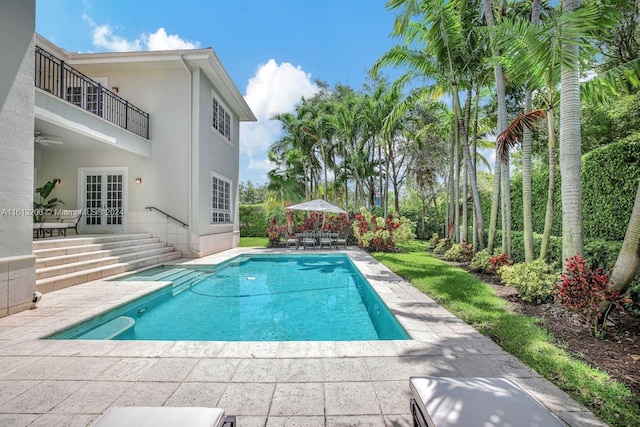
[286,199,346,214]
[286,199,346,230]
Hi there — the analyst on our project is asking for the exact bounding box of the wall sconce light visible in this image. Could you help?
[111,86,119,93]
[135,177,142,184]
[55,178,61,185]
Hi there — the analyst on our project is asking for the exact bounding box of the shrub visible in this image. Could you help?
[425,233,440,250]
[239,204,268,237]
[266,217,285,247]
[488,253,513,275]
[556,255,630,332]
[470,248,494,273]
[499,260,560,303]
[433,238,452,255]
[444,243,474,262]
[352,209,415,252]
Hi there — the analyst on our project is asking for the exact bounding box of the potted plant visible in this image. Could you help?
[34,179,64,222]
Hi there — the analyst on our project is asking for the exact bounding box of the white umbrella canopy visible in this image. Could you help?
[286,199,347,214]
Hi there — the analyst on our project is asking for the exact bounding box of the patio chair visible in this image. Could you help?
[334,233,347,248]
[59,209,83,234]
[302,231,317,250]
[409,377,564,427]
[319,231,333,249]
[285,232,299,249]
[91,406,235,427]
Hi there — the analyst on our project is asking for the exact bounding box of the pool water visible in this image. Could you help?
[49,254,409,341]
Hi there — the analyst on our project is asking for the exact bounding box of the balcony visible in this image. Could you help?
[35,46,150,139]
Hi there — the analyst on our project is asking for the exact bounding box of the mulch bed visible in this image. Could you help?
[447,258,640,396]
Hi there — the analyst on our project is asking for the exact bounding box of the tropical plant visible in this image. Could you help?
[352,208,414,252]
[499,259,559,303]
[444,242,474,262]
[33,179,63,222]
[469,248,495,273]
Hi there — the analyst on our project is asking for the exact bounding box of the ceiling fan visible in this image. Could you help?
[34,132,63,146]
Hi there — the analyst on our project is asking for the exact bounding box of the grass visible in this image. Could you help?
[238,237,268,247]
[372,240,640,427]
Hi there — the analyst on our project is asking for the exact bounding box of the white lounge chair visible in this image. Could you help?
[91,406,235,427]
[409,377,564,427]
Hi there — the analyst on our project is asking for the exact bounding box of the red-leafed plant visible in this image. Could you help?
[488,253,513,275]
[556,255,630,334]
[267,216,285,247]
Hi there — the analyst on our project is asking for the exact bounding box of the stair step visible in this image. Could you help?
[37,247,176,280]
[35,242,168,268]
[32,233,153,251]
[36,251,183,293]
[34,238,161,258]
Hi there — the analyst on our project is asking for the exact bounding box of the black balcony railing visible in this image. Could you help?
[35,46,150,139]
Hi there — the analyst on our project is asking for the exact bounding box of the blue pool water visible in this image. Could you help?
[49,254,409,341]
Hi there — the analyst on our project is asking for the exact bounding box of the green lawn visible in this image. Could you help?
[372,240,640,427]
[238,237,268,247]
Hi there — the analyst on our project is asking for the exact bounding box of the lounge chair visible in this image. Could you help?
[58,209,83,234]
[409,377,564,427]
[91,406,235,427]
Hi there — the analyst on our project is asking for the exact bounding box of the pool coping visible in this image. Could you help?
[0,247,605,426]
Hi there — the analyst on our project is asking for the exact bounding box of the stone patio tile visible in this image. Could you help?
[0,340,64,356]
[279,341,337,358]
[49,381,129,414]
[94,358,158,381]
[372,380,411,415]
[109,381,179,407]
[0,356,43,379]
[448,354,507,376]
[269,383,324,416]
[236,415,268,427]
[185,358,240,382]
[105,341,174,357]
[162,340,227,358]
[365,356,459,381]
[385,414,413,426]
[47,356,119,380]
[137,357,199,382]
[45,340,119,357]
[164,382,227,407]
[231,358,281,382]
[325,382,381,416]
[277,358,324,383]
[323,358,370,381]
[393,340,450,356]
[492,354,542,378]
[326,415,387,426]
[444,337,507,355]
[217,383,275,416]
[266,416,325,426]
[335,341,396,358]
[556,410,608,427]
[0,414,39,426]
[405,330,443,341]
[0,380,83,413]
[29,413,98,427]
[219,342,281,358]
[0,380,40,405]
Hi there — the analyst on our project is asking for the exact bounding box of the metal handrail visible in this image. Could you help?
[35,46,150,139]
[145,207,188,228]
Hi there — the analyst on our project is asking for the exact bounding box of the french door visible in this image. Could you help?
[78,168,127,233]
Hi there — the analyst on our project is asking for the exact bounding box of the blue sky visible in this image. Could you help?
[36,0,401,184]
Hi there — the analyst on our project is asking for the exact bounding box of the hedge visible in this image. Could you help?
[239,204,268,237]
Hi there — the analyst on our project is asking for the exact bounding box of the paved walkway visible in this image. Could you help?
[0,247,604,426]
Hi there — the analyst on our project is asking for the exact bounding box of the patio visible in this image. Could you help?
[0,247,604,426]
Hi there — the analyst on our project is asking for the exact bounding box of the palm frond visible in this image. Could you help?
[496,109,546,162]
[582,58,640,104]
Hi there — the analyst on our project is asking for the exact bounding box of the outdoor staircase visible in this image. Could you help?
[34,234,183,293]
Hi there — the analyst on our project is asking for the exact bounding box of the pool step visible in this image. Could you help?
[76,316,136,340]
[34,234,183,294]
[171,271,203,296]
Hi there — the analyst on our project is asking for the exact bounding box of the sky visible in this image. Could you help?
[35,0,401,184]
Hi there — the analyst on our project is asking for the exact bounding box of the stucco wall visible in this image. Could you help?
[0,0,36,316]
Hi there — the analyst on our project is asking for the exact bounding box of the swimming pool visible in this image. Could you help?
[49,254,409,341]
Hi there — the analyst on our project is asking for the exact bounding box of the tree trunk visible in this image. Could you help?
[501,158,512,256]
[560,0,584,265]
[454,126,461,243]
[609,180,640,293]
[483,0,508,253]
[539,108,557,260]
[522,92,535,261]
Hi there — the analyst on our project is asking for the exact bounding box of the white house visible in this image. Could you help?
[0,0,256,316]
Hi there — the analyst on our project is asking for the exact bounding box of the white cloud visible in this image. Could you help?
[240,59,319,182]
[83,15,199,52]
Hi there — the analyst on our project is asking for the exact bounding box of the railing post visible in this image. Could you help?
[59,60,65,99]
[125,100,129,130]
[97,84,103,117]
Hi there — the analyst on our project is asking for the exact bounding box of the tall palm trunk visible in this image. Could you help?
[560,0,584,264]
[483,0,508,252]
[453,126,461,243]
[522,0,540,262]
[539,108,557,260]
[609,181,640,294]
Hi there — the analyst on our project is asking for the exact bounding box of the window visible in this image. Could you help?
[211,92,232,141]
[211,173,232,223]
